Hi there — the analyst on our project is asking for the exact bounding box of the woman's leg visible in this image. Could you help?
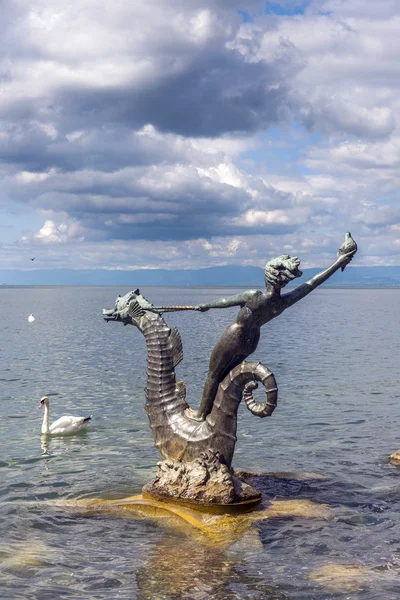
[196,351,248,420]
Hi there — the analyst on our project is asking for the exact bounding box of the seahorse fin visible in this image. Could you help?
[138,292,153,310]
[169,326,183,367]
[175,381,186,402]
[128,300,145,321]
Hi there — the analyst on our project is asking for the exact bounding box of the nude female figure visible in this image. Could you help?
[184,241,357,421]
[149,236,357,421]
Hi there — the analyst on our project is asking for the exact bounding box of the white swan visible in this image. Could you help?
[39,396,91,435]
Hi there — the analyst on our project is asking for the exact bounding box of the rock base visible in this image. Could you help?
[142,450,261,506]
[389,450,400,463]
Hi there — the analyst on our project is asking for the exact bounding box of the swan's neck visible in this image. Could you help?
[41,404,50,434]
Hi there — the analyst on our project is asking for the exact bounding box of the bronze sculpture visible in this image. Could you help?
[337,231,357,270]
[103,235,357,506]
[158,236,357,421]
[103,289,277,504]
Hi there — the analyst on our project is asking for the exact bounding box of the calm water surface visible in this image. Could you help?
[1,286,399,599]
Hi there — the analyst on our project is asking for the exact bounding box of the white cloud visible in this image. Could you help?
[20,218,85,244]
[1,0,400,269]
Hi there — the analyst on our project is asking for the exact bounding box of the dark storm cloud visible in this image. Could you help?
[53,53,289,139]
[88,214,297,242]
[0,122,205,173]
[6,156,302,242]
[0,0,302,248]
[0,44,294,174]
[3,0,399,270]
[0,0,300,224]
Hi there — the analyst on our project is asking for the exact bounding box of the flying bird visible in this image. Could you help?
[31,257,36,261]
[39,396,92,435]
[28,314,35,323]
[337,232,357,271]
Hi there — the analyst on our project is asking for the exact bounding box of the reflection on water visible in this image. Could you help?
[1,286,400,599]
[135,531,290,600]
[40,435,49,456]
[40,432,91,457]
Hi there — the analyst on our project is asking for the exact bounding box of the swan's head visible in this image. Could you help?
[39,396,49,408]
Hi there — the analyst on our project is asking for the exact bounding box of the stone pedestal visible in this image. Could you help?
[142,450,261,507]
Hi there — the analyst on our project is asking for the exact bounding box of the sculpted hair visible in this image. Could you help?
[264,255,303,287]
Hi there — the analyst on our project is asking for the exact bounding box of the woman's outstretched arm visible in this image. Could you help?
[196,289,261,311]
[283,249,356,308]
[148,291,258,313]
[148,305,201,313]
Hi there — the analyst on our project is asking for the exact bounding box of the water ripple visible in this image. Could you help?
[1,286,399,599]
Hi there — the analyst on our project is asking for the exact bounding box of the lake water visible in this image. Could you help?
[1,285,399,599]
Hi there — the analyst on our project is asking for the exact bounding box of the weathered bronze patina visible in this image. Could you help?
[103,234,357,506]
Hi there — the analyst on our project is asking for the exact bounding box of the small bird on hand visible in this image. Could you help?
[337,232,357,271]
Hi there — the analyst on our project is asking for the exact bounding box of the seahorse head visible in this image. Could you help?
[103,288,154,326]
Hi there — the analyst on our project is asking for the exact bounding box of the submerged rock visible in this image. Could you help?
[389,450,400,463]
[309,562,368,591]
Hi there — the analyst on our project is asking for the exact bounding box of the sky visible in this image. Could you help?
[1,0,399,272]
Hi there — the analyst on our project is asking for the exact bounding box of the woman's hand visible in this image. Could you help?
[337,248,357,273]
[196,304,210,312]
[338,248,357,268]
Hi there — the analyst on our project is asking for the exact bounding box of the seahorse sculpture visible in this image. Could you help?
[103,239,357,506]
[103,289,277,469]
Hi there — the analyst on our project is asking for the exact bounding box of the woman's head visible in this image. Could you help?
[264,255,303,288]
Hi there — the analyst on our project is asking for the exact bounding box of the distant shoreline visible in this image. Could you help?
[1,265,400,288]
[1,284,400,290]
